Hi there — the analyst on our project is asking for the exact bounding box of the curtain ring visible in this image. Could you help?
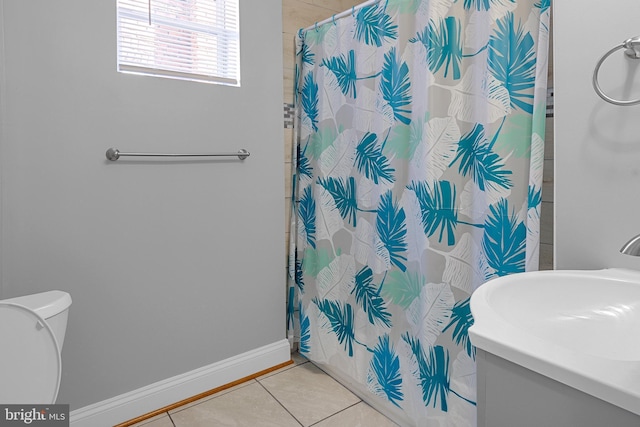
[314,22,318,32]
[332,14,336,26]
[352,6,355,16]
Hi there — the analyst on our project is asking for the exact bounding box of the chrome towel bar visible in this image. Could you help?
[106,148,250,161]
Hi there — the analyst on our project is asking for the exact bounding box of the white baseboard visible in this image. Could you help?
[70,339,290,427]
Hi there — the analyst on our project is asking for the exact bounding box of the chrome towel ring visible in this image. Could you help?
[593,35,640,106]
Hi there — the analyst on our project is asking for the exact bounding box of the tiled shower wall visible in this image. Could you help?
[282,2,555,271]
[541,18,554,270]
[282,0,364,269]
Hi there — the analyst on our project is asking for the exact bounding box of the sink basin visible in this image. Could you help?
[469,268,640,416]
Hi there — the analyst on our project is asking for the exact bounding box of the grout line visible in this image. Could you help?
[256,381,304,427]
[167,412,176,427]
[307,401,363,427]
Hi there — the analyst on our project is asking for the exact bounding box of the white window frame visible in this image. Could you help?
[117,0,240,86]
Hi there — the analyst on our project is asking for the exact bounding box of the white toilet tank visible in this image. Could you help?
[2,291,72,348]
[0,290,72,404]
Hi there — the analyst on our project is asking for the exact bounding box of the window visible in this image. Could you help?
[117,0,240,86]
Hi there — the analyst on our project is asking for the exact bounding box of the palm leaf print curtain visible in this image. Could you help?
[287,0,550,425]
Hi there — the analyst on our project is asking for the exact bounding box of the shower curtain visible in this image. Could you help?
[287,0,550,425]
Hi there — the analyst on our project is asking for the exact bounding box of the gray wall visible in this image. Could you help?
[554,1,640,269]
[0,0,285,410]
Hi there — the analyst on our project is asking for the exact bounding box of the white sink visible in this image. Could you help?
[469,268,640,416]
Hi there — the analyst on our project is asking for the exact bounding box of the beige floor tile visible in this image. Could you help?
[129,413,174,427]
[291,351,309,365]
[168,380,257,414]
[313,402,399,427]
[259,363,360,426]
[256,354,298,381]
[256,353,305,381]
[170,381,300,427]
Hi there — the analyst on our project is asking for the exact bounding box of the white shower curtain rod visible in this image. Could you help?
[302,0,381,32]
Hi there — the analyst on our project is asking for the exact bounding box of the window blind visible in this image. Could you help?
[117,0,240,86]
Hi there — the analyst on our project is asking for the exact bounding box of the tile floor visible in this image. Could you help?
[131,353,398,427]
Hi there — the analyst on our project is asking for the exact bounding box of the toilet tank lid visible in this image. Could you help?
[1,291,72,320]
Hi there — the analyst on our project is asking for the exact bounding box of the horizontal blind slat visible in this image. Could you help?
[117,0,239,86]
